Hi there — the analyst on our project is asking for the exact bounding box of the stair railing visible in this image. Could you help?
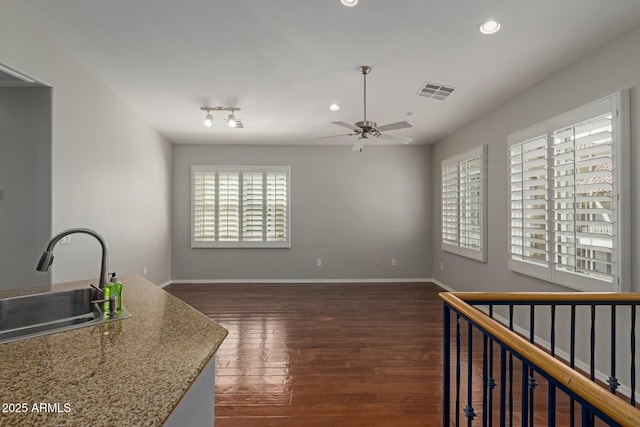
[441,292,640,426]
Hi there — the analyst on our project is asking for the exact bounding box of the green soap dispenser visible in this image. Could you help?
[106,272,123,314]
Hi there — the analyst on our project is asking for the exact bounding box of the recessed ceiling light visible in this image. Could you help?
[340,0,358,7]
[479,19,501,35]
[329,103,340,112]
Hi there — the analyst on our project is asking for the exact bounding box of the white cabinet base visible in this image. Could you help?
[164,357,215,426]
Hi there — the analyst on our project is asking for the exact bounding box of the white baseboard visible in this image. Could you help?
[158,280,172,288]
[429,278,457,292]
[167,277,433,285]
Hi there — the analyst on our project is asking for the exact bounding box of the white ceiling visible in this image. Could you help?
[15,0,640,145]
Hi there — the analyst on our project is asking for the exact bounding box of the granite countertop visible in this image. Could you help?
[0,275,228,426]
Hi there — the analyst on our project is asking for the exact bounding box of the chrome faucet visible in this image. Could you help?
[36,228,109,291]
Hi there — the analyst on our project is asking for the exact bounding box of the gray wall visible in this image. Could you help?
[430,23,640,396]
[0,87,51,289]
[1,3,173,285]
[432,23,640,293]
[172,144,432,281]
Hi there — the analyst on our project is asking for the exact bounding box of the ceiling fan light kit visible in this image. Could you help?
[316,65,413,152]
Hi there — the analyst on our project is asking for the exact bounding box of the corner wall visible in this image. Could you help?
[172,144,432,281]
[0,2,172,285]
[0,88,51,289]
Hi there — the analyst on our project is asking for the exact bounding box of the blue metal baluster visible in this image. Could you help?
[548,382,556,427]
[500,348,507,427]
[607,305,619,394]
[590,305,596,381]
[489,305,495,425]
[444,305,451,426]
[456,313,462,427]
[589,305,596,426]
[509,305,514,427]
[570,305,576,427]
[550,305,556,357]
[632,305,637,407]
[528,305,536,427]
[521,362,529,427]
[483,331,489,427]
[549,305,556,425]
[466,323,477,426]
[580,406,592,427]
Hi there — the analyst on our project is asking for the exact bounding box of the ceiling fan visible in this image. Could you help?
[316,65,413,152]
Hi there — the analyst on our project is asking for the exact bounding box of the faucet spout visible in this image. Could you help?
[36,228,109,290]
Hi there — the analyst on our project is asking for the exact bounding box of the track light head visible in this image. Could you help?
[227,113,237,128]
[204,112,213,127]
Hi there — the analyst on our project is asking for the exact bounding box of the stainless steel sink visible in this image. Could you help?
[0,287,130,344]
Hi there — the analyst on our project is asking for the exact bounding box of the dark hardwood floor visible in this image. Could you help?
[166,282,446,426]
[166,282,601,426]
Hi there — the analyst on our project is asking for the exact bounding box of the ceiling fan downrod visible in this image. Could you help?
[360,65,370,122]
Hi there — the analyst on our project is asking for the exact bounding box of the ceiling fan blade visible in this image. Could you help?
[332,121,360,131]
[378,133,413,144]
[313,133,354,141]
[376,121,413,132]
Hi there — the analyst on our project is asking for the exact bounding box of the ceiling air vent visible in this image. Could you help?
[417,82,455,101]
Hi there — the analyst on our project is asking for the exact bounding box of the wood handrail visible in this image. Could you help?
[440,292,640,426]
[451,291,640,303]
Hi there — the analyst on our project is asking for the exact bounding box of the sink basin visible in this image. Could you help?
[0,287,130,344]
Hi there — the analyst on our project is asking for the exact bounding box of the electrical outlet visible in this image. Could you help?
[391,259,397,266]
[143,267,148,276]
[440,261,444,271]
[316,258,322,267]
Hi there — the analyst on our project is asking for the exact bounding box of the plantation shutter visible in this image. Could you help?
[441,163,459,246]
[552,113,614,283]
[191,166,290,248]
[242,172,264,241]
[193,171,216,242]
[507,91,628,291]
[509,133,549,268]
[266,172,288,241]
[441,145,487,262]
[459,154,482,250]
[218,172,240,241]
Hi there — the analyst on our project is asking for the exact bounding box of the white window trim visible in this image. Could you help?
[507,91,630,292]
[191,165,291,249]
[441,144,488,262]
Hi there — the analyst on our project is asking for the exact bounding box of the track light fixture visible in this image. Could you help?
[200,106,242,128]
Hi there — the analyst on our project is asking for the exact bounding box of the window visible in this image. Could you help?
[441,145,488,262]
[508,92,629,291]
[191,166,290,248]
